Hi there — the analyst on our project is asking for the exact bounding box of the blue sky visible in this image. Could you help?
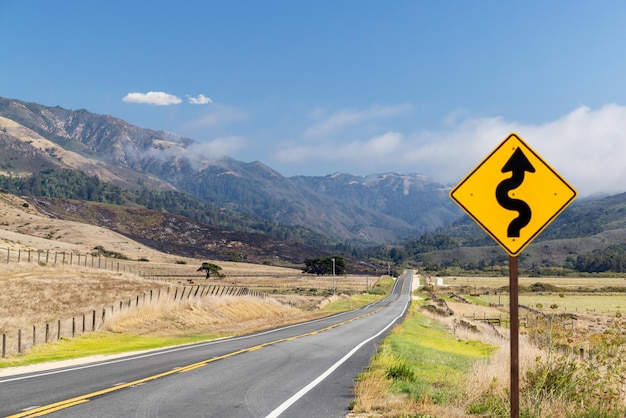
[2,1,626,197]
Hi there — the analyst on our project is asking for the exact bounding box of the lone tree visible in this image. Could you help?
[197,262,225,279]
[302,256,346,275]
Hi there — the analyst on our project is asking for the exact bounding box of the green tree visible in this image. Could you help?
[197,262,225,279]
[302,256,346,275]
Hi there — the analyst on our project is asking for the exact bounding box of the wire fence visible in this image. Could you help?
[1,247,140,273]
[1,283,272,359]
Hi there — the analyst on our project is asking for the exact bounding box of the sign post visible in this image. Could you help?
[450,133,576,417]
[509,255,519,417]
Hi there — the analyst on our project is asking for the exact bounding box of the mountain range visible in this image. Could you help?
[0,96,460,247]
[1,96,625,274]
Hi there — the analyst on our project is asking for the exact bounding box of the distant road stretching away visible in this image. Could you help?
[1,272,413,418]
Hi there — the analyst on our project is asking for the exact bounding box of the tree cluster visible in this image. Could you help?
[0,169,123,204]
[302,256,346,276]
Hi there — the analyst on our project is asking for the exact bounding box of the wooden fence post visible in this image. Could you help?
[83,314,86,332]
[1,333,5,358]
[33,325,36,346]
[72,318,76,338]
[18,329,21,354]
[57,319,61,340]
[92,310,96,331]
[45,323,49,343]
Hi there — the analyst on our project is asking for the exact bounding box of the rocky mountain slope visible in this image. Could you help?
[0,96,460,244]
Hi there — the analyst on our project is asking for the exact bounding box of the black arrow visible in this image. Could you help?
[495,147,535,237]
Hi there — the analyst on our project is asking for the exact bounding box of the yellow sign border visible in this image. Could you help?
[450,133,577,256]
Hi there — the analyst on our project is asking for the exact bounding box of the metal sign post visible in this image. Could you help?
[449,133,577,418]
[509,255,519,417]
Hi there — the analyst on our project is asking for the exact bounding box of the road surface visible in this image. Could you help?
[1,271,413,417]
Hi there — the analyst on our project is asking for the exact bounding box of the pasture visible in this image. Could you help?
[0,260,382,362]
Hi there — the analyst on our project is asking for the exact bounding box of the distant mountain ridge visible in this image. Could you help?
[0,96,461,245]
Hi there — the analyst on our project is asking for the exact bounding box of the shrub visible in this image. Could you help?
[386,360,415,382]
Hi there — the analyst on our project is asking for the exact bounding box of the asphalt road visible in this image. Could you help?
[1,272,413,418]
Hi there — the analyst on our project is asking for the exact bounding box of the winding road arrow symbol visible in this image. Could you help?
[495,147,535,237]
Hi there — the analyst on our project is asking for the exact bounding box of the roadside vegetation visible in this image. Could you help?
[0,264,392,369]
[350,276,626,417]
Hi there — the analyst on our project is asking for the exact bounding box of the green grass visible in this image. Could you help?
[323,277,394,312]
[364,303,497,405]
[1,278,395,369]
[0,331,220,368]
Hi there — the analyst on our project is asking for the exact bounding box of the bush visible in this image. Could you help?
[368,286,386,295]
[386,360,415,382]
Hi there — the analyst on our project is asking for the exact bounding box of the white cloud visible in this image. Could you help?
[275,132,404,166]
[303,103,412,139]
[275,104,626,197]
[187,94,213,105]
[122,91,182,106]
[396,104,626,197]
[183,104,248,129]
[188,136,246,158]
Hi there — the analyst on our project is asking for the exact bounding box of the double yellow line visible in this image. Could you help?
[7,307,383,418]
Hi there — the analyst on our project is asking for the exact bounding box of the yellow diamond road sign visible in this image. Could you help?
[450,133,577,256]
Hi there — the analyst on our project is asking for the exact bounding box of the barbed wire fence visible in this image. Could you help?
[0,283,273,359]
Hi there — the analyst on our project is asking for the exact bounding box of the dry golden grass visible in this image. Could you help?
[0,192,199,263]
[419,276,626,416]
[0,263,171,334]
[438,275,626,289]
[105,296,317,337]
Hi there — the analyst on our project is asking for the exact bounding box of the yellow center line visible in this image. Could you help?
[7,306,385,418]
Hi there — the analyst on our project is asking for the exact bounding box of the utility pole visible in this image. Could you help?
[332,257,336,295]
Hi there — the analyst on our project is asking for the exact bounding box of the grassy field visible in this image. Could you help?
[0,262,391,370]
[349,274,626,417]
[438,275,626,289]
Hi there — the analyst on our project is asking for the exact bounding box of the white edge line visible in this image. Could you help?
[265,281,411,418]
[0,287,399,384]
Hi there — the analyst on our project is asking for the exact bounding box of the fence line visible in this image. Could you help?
[1,284,274,359]
[1,247,140,274]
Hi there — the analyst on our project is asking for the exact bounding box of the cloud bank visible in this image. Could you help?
[274,104,626,197]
